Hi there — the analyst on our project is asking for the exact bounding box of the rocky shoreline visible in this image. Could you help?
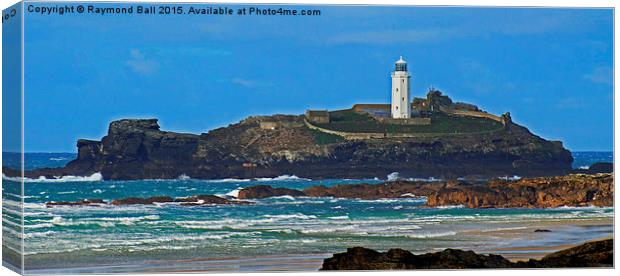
[45,194,252,207]
[45,173,613,209]
[238,173,613,208]
[320,239,613,269]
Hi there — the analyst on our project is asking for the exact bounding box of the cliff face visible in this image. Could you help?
[18,115,573,180]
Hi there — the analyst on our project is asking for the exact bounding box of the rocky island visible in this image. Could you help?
[6,91,574,181]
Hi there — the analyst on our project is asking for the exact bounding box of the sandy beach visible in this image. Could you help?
[20,217,612,274]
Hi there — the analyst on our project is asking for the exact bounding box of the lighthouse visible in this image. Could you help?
[391,56,411,119]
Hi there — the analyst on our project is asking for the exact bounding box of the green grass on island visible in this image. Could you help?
[316,109,504,134]
[306,128,346,145]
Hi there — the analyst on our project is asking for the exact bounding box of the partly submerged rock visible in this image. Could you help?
[573,162,613,174]
[426,173,613,208]
[321,239,613,270]
[111,196,174,205]
[174,194,252,206]
[238,173,612,208]
[237,185,306,199]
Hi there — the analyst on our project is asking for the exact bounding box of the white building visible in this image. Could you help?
[391,56,411,119]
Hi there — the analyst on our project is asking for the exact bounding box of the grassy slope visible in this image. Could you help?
[315,109,504,134]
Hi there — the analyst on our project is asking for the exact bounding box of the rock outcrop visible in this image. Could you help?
[237,185,306,199]
[237,174,612,208]
[174,194,252,206]
[302,181,443,199]
[426,173,613,208]
[11,109,573,180]
[321,239,613,270]
[519,238,613,268]
[46,194,249,207]
[111,196,175,205]
[573,162,613,174]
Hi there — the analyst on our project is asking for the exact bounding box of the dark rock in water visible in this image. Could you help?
[174,194,252,206]
[10,112,574,180]
[303,181,445,199]
[111,196,174,205]
[573,162,613,174]
[237,185,306,199]
[46,199,106,207]
[48,195,250,207]
[321,239,613,270]
[238,173,612,208]
[426,173,613,208]
[534,229,552,232]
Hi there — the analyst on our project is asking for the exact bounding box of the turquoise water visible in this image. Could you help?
[1,152,614,272]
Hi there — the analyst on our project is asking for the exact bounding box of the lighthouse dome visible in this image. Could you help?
[395,56,407,71]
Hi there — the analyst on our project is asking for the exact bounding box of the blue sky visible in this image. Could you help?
[13,4,614,152]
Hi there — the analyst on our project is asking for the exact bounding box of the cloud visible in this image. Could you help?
[584,66,613,85]
[231,78,258,88]
[229,78,275,90]
[125,49,160,76]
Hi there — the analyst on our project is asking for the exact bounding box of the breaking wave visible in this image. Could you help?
[2,173,103,183]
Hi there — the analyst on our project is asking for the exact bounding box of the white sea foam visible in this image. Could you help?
[385,172,441,182]
[207,178,252,183]
[48,215,160,228]
[435,205,464,209]
[263,213,317,220]
[269,195,296,200]
[24,230,56,239]
[406,231,457,239]
[327,215,349,220]
[57,191,77,194]
[3,172,103,183]
[578,165,590,170]
[386,172,400,181]
[255,175,310,181]
[498,175,522,181]
[49,157,67,161]
[225,187,243,198]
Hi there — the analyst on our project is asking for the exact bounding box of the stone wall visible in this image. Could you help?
[375,117,431,125]
[304,119,502,140]
[448,109,504,123]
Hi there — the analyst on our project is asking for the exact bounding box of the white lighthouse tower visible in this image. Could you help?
[391,56,411,119]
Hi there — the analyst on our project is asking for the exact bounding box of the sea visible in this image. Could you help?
[1,151,614,273]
